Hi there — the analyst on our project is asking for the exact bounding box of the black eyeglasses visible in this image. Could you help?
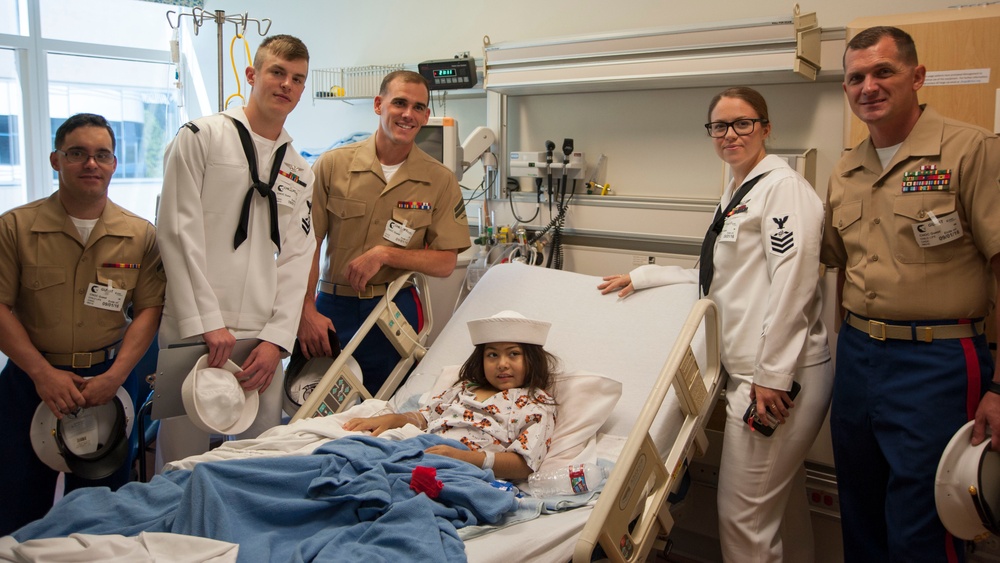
[55,149,116,166]
[704,118,768,138]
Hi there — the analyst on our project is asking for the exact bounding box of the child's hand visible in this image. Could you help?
[343,414,404,436]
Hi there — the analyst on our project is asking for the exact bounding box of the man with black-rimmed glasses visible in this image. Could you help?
[0,113,165,534]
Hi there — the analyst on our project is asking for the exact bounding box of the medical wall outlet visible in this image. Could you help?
[510,150,586,179]
[510,151,546,177]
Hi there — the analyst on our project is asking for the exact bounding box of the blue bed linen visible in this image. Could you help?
[15,434,518,562]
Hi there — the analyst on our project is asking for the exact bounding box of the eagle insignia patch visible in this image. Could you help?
[769,215,795,255]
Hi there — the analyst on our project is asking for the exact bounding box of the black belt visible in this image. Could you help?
[43,344,119,368]
[845,313,985,343]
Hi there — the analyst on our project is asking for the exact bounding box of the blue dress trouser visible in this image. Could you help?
[0,359,135,536]
[315,287,421,397]
[831,320,993,563]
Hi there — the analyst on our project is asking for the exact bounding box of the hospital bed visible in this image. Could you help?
[387,263,723,562]
[5,263,722,563]
[289,270,437,416]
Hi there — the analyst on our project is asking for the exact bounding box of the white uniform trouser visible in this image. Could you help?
[717,361,833,563]
[154,324,285,473]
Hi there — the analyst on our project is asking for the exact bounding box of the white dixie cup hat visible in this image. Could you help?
[181,354,259,434]
[467,310,551,346]
[935,419,1000,540]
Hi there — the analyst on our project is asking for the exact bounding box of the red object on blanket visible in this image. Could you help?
[410,466,444,498]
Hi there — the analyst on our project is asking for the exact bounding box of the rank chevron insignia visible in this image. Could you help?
[770,216,794,254]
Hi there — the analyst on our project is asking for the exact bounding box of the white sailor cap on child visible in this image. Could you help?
[467,310,551,346]
[181,354,259,435]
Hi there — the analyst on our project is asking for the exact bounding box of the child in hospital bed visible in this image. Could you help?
[343,310,558,481]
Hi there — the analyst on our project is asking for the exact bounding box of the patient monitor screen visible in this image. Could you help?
[415,126,444,163]
[413,116,460,179]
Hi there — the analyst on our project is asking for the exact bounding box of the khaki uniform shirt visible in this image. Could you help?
[312,135,471,286]
[0,193,166,354]
[821,106,1000,320]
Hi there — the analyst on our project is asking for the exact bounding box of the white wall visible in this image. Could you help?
[193,0,961,150]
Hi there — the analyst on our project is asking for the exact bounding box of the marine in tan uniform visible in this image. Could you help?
[299,70,470,397]
[820,26,1000,562]
[0,113,165,534]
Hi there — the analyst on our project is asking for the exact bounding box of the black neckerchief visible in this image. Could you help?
[230,117,286,253]
[698,171,768,296]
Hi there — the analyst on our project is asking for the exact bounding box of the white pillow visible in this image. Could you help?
[419,366,623,475]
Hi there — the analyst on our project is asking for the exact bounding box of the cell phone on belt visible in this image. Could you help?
[742,380,801,437]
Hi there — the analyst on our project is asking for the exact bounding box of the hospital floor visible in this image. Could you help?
[657,402,844,563]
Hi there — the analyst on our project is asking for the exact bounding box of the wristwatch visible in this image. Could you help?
[987,381,1000,395]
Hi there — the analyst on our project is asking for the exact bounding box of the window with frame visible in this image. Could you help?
[0,0,182,223]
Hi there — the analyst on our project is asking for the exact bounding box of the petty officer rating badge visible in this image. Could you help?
[769,215,795,255]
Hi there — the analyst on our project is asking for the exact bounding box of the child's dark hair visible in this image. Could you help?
[458,342,558,397]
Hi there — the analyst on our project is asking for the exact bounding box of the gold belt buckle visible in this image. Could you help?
[868,320,887,341]
[71,352,93,369]
[916,327,934,343]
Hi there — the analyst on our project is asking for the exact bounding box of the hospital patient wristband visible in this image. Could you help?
[988,381,1000,396]
[482,451,495,470]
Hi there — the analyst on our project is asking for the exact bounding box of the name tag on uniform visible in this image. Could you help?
[84,283,126,311]
[719,221,739,242]
[911,211,963,248]
[274,181,298,208]
[383,219,414,246]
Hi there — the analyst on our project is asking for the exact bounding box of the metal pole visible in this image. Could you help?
[216,10,225,112]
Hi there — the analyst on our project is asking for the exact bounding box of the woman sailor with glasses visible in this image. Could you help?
[599,87,833,563]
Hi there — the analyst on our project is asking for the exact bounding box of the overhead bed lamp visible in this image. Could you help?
[483,4,824,95]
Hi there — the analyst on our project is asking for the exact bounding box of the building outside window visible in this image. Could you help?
[0,0,183,222]
[0,0,189,367]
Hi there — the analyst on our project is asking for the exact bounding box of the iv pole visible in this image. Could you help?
[166,8,272,112]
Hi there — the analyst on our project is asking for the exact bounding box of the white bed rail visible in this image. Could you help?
[573,298,723,563]
[291,272,434,421]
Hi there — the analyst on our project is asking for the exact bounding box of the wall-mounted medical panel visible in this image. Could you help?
[483,7,827,96]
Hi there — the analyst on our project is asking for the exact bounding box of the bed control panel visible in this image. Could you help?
[311,365,367,417]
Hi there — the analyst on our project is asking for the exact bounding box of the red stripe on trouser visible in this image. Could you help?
[410,286,425,332]
[945,532,958,563]
[958,320,981,421]
[948,323,981,563]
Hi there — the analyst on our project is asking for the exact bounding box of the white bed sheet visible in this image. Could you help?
[390,263,706,562]
[7,264,708,563]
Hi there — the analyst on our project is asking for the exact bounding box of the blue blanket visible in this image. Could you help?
[15,435,518,562]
